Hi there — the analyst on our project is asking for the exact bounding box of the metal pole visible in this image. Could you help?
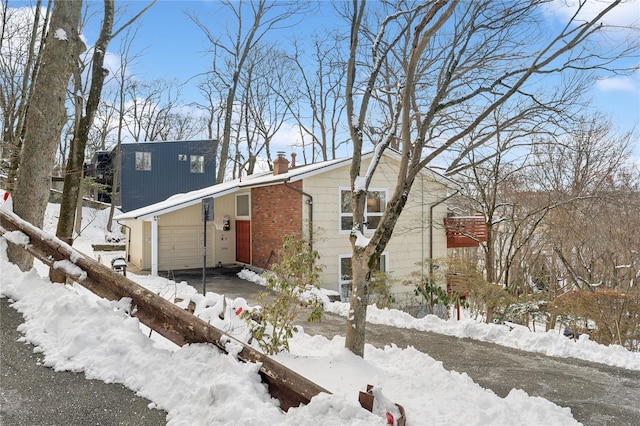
[203,212,207,296]
[201,198,213,295]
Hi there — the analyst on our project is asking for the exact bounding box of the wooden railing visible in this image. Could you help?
[0,209,329,411]
[444,216,487,248]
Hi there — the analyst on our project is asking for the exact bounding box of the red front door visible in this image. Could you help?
[236,220,251,264]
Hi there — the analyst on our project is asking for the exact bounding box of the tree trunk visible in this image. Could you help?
[7,0,84,271]
[345,249,371,357]
[53,0,113,282]
[4,0,48,192]
[485,221,495,283]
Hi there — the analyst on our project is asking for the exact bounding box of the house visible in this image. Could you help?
[114,149,458,303]
[86,140,217,211]
[84,150,115,202]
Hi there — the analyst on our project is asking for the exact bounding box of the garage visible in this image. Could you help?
[158,226,213,271]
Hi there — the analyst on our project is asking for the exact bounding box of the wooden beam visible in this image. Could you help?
[0,210,330,411]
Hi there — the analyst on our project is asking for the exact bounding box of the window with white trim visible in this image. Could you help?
[338,253,388,301]
[135,151,151,171]
[339,187,387,232]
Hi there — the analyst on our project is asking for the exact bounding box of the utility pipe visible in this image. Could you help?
[428,190,459,284]
[284,179,314,253]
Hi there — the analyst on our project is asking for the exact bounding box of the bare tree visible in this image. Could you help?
[158,109,206,142]
[7,0,84,271]
[189,0,307,183]
[87,89,119,152]
[237,43,293,175]
[342,0,637,357]
[52,0,156,282]
[195,77,225,144]
[532,115,637,292]
[107,23,141,231]
[124,77,181,142]
[284,33,348,163]
[1,0,51,189]
[452,103,576,292]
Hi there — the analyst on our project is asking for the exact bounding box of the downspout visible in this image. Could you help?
[151,215,158,276]
[429,190,459,284]
[283,179,313,253]
[116,219,131,262]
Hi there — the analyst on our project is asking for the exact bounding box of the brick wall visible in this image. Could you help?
[251,181,303,269]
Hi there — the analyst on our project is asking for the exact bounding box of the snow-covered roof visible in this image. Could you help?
[114,150,458,221]
[114,179,240,220]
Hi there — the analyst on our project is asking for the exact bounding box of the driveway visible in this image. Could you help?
[0,297,167,426]
[2,266,638,426]
[178,267,640,426]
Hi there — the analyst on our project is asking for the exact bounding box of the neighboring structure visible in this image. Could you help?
[85,140,217,211]
[85,150,115,202]
[115,149,458,302]
[444,216,487,248]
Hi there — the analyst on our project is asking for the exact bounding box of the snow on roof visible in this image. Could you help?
[115,150,458,221]
[114,179,239,220]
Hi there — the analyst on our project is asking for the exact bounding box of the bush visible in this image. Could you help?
[502,298,549,331]
[414,278,468,317]
[243,236,324,355]
[468,280,515,324]
[369,271,396,309]
[550,289,640,351]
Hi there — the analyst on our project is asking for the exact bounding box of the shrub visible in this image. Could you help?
[550,289,640,350]
[243,235,324,355]
[502,298,549,331]
[369,271,396,309]
[469,280,515,324]
[414,278,469,316]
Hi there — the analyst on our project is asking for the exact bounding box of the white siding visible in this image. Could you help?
[303,155,449,297]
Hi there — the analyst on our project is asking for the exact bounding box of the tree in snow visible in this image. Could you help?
[7,0,84,271]
[1,0,51,189]
[52,0,156,283]
[342,0,638,357]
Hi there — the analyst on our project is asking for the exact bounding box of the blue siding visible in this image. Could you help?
[119,140,217,212]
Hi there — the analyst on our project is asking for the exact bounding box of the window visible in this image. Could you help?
[135,152,151,171]
[339,253,388,301]
[190,155,204,173]
[339,188,387,232]
[236,193,250,218]
[178,154,187,161]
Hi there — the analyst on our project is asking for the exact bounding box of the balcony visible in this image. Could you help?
[444,216,486,248]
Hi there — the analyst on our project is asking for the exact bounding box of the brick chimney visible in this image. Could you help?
[273,151,289,175]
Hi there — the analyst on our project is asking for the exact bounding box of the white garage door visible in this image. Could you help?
[158,227,204,271]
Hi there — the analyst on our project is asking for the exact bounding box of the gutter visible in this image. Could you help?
[428,190,459,284]
[283,179,314,253]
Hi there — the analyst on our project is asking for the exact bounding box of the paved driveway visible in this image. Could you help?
[178,267,640,426]
[0,298,167,426]
[3,266,639,426]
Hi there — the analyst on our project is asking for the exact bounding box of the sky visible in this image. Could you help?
[108,1,640,149]
[1,194,639,425]
[69,0,640,161]
[2,0,639,161]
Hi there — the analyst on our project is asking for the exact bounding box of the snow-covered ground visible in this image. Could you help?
[1,197,638,425]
